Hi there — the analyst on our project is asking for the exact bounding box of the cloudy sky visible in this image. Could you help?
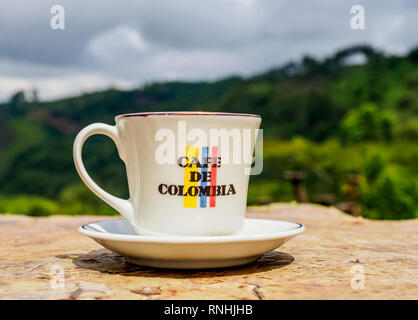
[0,0,417,101]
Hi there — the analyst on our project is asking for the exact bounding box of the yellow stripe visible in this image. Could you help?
[183,146,199,208]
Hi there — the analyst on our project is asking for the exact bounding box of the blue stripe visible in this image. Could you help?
[200,146,209,208]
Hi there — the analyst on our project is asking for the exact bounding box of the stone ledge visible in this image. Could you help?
[1,203,417,299]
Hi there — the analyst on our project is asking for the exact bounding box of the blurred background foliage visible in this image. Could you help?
[0,45,417,219]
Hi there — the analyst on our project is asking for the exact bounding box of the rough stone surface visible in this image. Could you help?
[0,203,417,300]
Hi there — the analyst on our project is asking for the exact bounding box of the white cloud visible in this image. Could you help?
[0,0,417,101]
[85,25,148,65]
[0,73,135,102]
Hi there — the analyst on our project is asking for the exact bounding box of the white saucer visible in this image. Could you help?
[79,218,305,269]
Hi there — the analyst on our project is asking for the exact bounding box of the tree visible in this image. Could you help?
[339,103,395,144]
[9,90,25,106]
[407,46,418,63]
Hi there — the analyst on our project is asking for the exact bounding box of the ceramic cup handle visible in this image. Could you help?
[73,123,134,222]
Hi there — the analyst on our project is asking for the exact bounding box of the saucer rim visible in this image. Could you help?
[79,218,305,243]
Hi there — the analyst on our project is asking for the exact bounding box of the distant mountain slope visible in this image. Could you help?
[0,44,417,198]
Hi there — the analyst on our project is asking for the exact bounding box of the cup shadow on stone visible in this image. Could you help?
[70,249,294,278]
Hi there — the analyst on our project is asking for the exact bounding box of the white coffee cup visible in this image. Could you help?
[73,112,261,236]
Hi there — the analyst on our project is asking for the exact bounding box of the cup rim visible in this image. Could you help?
[116,111,261,119]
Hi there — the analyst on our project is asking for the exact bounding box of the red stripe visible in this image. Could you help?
[210,146,218,207]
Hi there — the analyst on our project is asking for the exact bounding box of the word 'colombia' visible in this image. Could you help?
[158,146,236,208]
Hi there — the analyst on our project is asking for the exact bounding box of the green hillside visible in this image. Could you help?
[1,45,417,219]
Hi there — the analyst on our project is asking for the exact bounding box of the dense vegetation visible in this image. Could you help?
[0,45,417,219]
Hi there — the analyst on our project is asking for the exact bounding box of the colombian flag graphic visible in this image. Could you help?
[183,146,218,208]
